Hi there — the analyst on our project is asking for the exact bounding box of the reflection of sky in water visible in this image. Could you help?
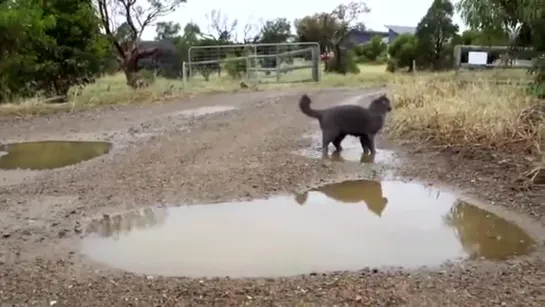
[82,181,534,278]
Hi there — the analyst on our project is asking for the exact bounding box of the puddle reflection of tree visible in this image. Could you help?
[86,207,168,240]
[294,180,388,217]
[443,201,535,259]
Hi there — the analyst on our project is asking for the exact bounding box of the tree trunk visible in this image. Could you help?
[121,47,159,89]
[123,67,140,88]
[334,44,347,75]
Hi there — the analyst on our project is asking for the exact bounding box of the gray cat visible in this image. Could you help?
[299,93,392,156]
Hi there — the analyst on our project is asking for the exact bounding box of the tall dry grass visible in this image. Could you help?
[389,73,543,160]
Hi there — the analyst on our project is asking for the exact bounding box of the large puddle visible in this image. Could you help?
[0,141,112,170]
[82,180,535,278]
[297,133,396,164]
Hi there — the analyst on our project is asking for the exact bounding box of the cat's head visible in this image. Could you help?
[369,94,392,113]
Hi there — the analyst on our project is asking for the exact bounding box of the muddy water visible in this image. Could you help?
[0,141,111,170]
[81,180,535,278]
[176,106,235,117]
[298,133,396,164]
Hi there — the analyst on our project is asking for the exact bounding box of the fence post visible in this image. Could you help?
[311,46,320,82]
[276,54,281,82]
[253,44,259,85]
[182,62,187,87]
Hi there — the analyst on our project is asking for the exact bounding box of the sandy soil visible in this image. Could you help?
[0,88,544,306]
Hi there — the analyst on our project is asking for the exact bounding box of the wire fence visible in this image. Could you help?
[184,42,320,86]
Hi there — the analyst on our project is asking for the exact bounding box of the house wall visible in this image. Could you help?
[346,30,389,45]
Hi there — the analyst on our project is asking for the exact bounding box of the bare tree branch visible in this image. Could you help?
[97,0,127,61]
[243,20,259,44]
[206,9,238,41]
[94,0,184,88]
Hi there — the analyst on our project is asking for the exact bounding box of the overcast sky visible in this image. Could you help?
[140,0,468,41]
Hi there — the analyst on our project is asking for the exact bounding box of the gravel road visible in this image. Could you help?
[0,88,544,306]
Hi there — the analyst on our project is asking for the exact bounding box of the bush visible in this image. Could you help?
[325,50,360,74]
[355,55,369,64]
[223,53,247,79]
[386,58,397,73]
[388,34,417,71]
[138,69,156,86]
[376,54,388,65]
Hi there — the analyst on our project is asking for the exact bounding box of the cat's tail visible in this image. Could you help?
[299,94,322,119]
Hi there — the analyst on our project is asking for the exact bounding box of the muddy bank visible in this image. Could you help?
[0,88,544,306]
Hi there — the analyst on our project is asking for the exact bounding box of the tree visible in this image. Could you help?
[155,21,182,41]
[95,0,185,88]
[415,0,459,70]
[294,1,370,74]
[295,13,340,56]
[0,0,55,102]
[388,33,418,72]
[258,18,293,70]
[175,22,201,62]
[260,18,292,44]
[329,1,370,73]
[460,29,479,45]
[34,0,108,98]
[206,9,237,43]
[359,35,387,62]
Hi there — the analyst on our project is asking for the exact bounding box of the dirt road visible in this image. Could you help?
[0,88,544,306]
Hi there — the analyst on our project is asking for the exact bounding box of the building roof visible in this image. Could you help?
[384,25,417,35]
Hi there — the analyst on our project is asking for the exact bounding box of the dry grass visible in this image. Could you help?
[388,71,543,161]
[0,64,391,116]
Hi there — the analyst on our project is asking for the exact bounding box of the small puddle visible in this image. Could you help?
[176,106,235,117]
[298,133,396,164]
[0,141,112,170]
[82,180,535,278]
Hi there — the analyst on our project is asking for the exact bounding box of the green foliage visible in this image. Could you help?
[155,21,182,40]
[325,50,360,74]
[35,0,107,96]
[355,55,369,64]
[0,0,55,102]
[294,13,342,55]
[138,69,157,86]
[414,0,459,70]
[388,34,418,71]
[0,0,107,102]
[259,18,292,44]
[223,54,247,79]
[295,1,369,74]
[356,35,387,62]
[376,53,388,64]
[386,58,397,73]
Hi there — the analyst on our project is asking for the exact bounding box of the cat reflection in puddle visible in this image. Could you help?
[294,180,388,217]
